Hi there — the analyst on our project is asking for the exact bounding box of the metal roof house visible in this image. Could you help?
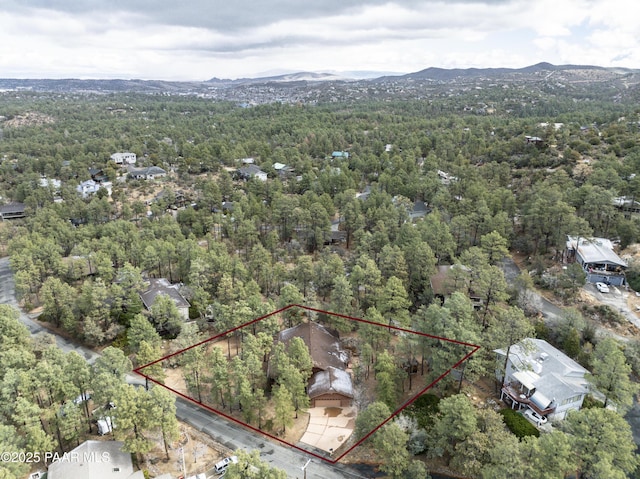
[566,236,627,286]
[47,440,145,479]
[496,338,590,421]
[0,202,26,220]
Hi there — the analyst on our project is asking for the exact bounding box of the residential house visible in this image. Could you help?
[566,236,627,286]
[273,162,295,178]
[89,167,109,183]
[47,440,145,479]
[127,165,167,180]
[140,278,190,320]
[211,201,234,214]
[525,135,544,146]
[331,151,349,159]
[273,321,354,407]
[0,202,26,220]
[110,152,137,166]
[613,196,640,217]
[437,170,458,185]
[307,366,354,407]
[238,164,267,182]
[496,338,589,421]
[39,177,62,191]
[76,180,113,199]
[409,200,431,220]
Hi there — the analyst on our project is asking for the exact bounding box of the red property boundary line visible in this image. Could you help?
[134,304,481,464]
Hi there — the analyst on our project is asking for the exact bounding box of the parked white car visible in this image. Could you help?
[523,408,548,427]
[596,282,610,293]
[214,456,238,474]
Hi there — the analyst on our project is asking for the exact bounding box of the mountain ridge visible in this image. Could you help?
[0,63,638,93]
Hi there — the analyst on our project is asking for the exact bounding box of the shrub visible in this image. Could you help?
[405,393,440,430]
[581,394,605,409]
[499,408,540,439]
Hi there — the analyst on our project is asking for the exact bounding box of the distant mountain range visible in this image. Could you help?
[390,62,639,81]
[0,63,638,93]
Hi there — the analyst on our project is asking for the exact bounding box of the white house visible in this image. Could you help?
[110,152,137,166]
[76,180,112,199]
[496,338,589,421]
[47,441,144,479]
[39,177,62,191]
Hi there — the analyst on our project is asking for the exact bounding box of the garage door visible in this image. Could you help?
[315,399,342,408]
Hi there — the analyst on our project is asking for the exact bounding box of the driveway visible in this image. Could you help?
[582,282,640,329]
[299,407,356,453]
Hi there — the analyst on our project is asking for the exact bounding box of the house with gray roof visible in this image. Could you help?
[0,202,26,220]
[237,164,267,182]
[127,165,167,180]
[566,236,627,286]
[140,278,190,320]
[496,338,590,421]
[47,440,145,479]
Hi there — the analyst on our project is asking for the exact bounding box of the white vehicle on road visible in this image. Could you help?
[214,456,238,474]
[596,282,610,293]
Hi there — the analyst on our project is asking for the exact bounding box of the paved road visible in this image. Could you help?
[0,257,101,362]
[175,398,369,479]
[0,256,368,478]
[501,257,563,323]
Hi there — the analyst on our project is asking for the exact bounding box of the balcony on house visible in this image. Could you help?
[501,381,556,417]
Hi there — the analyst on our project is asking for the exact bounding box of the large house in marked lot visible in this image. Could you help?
[274,321,354,407]
[496,338,590,421]
[565,236,627,286]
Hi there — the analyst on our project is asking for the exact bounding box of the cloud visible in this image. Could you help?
[4,0,513,32]
[0,0,638,79]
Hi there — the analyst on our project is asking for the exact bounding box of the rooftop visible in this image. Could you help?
[277,321,349,372]
[497,338,589,399]
[566,236,627,267]
[140,278,190,310]
[308,366,354,399]
[47,441,140,479]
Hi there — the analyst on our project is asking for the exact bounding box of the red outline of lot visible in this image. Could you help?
[134,304,480,464]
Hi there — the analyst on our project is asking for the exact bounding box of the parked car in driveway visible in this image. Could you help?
[523,408,548,427]
[596,282,610,293]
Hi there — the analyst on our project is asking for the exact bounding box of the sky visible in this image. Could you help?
[0,0,638,81]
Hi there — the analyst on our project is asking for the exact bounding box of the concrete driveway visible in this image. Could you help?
[300,406,356,453]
